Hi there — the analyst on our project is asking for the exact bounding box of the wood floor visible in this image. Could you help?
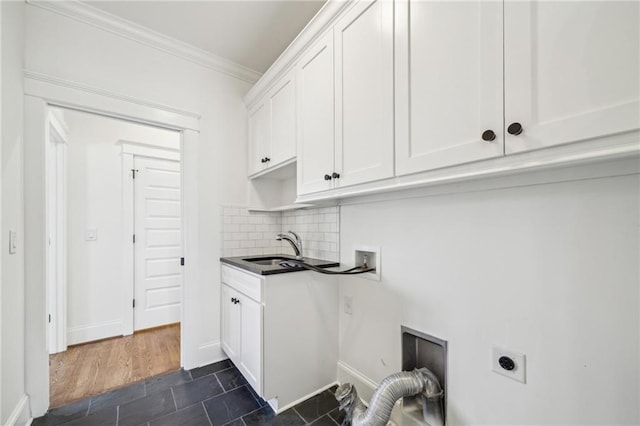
[49,323,180,408]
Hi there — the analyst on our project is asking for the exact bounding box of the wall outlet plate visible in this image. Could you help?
[9,230,17,254]
[344,296,353,315]
[85,228,98,241]
[491,345,526,383]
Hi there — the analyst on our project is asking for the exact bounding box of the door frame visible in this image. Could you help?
[24,74,201,417]
[47,110,68,354]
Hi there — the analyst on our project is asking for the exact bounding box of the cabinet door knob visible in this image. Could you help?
[265,157,270,162]
[507,122,523,136]
[332,172,340,179]
[230,297,235,303]
[324,174,332,181]
[482,130,496,141]
[260,158,266,163]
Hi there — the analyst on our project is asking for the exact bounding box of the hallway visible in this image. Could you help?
[50,324,180,408]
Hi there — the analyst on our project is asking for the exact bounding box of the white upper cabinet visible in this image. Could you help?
[504,1,640,154]
[269,73,296,165]
[297,31,335,195]
[248,70,296,177]
[395,0,504,176]
[248,102,270,175]
[334,0,395,187]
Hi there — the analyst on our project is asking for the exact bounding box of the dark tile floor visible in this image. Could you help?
[34,360,345,426]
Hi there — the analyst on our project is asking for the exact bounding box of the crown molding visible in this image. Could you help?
[243,0,354,107]
[26,0,263,84]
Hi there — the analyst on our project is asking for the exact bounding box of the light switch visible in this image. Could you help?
[9,230,17,254]
[85,228,98,241]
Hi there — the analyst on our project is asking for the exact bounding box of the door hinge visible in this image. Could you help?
[180,257,184,266]
[133,299,136,308]
[133,234,136,244]
[48,314,52,323]
[131,168,139,179]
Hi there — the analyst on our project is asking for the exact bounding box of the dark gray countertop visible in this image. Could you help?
[220,254,339,276]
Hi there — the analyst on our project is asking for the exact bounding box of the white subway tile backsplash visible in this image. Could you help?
[248,216,264,224]
[221,205,340,262]
[240,224,256,232]
[232,216,248,224]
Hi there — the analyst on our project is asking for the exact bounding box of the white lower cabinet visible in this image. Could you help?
[220,264,338,413]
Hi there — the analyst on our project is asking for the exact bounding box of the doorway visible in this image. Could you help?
[46,107,184,406]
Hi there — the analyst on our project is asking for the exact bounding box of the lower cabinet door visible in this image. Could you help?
[221,284,240,362]
[239,294,262,394]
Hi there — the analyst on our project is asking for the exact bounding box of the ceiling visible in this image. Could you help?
[87,1,327,74]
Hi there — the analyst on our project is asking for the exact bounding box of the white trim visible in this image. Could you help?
[180,129,199,370]
[195,341,227,367]
[337,361,378,404]
[24,71,201,131]
[66,320,123,346]
[25,0,262,84]
[47,115,68,354]
[297,131,640,204]
[122,154,135,337]
[25,95,51,418]
[118,140,180,161]
[244,0,353,108]
[4,394,31,426]
[269,381,339,414]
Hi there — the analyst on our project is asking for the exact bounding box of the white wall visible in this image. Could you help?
[338,172,639,424]
[25,3,251,366]
[1,1,29,424]
[62,109,180,345]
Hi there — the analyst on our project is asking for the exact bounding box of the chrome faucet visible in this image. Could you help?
[276,230,303,260]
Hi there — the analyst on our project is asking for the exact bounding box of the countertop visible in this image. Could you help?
[220,254,339,276]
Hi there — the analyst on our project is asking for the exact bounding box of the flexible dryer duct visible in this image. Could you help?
[335,368,443,426]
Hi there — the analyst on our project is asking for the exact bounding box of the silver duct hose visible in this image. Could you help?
[335,368,443,426]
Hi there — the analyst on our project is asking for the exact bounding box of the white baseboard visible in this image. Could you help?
[194,341,226,368]
[67,320,122,345]
[5,394,31,426]
[337,361,379,404]
[272,381,338,414]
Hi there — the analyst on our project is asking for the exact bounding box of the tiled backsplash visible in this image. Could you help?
[221,206,340,262]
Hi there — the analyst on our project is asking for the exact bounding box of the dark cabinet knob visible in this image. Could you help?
[332,172,340,179]
[260,158,266,163]
[507,122,523,136]
[324,174,332,181]
[265,157,270,162]
[230,297,235,303]
[482,130,496,142]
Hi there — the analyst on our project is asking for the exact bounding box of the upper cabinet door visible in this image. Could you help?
[268,70,296,167]
[504,1,640,154]
[297,31,335,195]
[334,0,394,188]
[395,0,504,176]
[248,102,271,175]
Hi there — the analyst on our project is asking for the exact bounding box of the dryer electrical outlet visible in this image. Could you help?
[491,345,526,383]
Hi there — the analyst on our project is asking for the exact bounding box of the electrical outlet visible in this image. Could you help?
[491,345,526,383]
[9,230,17,254]
[344,296,353,315]
[85,228,98,241]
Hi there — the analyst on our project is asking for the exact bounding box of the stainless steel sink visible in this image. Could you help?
[242,256,299,267]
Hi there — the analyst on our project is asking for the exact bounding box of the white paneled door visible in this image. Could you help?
[134,156,182,331]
